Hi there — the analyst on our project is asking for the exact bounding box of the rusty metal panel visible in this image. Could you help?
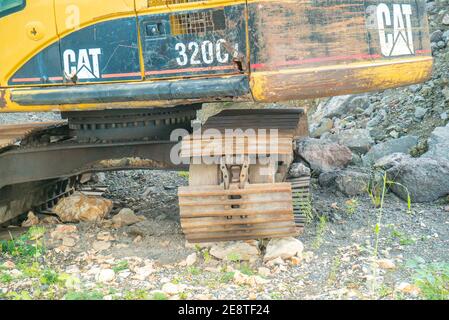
[248,0,432,101]
[248,0,430,71]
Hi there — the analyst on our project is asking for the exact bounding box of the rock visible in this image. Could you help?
[96,269,115,283]
[257,267,271,277]
[335,169,369,196]
[185,253,197,266]
[2,261,15,270]
[423,123,449,161]
[296,138,352,173]
[266,257,286,267]
[53,193,112,223]
[310,95,368,125]
[327,129,374,154]
[96,231,114,241]
[310,118,333,138]
[210,241,260,261]
[264,237,304,262]
[443,13,449,26]
[443,30,449,42]
[62,237,76,247]
[377,259,396,270]
[444,205,449,212]
[50,225,77,240]
[162,283,185,295]
[362,136,418,166]
[133,235,143,243]
[290,256,302,266]
[112,208,145,228]
[233,271,269,287]
[133,265,155,280]
[443,87,449,101]
[374,153,411,170]
[397,282,420,296]
[21,211,39,227]
[430,30,444,43]
[318,170,340,188]
[92,240,111,252]
[40,216,60,225]
[387,157,449,202]
[288,162,311,178]
[414,106,427,119]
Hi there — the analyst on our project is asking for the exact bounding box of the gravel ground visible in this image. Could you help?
[0,112,61,124]
[1,169,447,300]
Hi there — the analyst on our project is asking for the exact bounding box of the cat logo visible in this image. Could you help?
[63,48,102,80]
[375,3,414,57]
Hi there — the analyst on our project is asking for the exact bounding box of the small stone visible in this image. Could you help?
[133,235,142,243]
[133,264,155,280]
[112,208,145,228]
[443,14,449,26]
[96,269,115,283]
[266,257,286,267]
[414,106,427,119]
[257,267,271,277]
[40,216,60,225]
[290,256,302,266]
[162,283,185,295]
[2,261,15,270]
[92,240,111,252]
[185,253,197,266]
[97,231,114,241]
[62,237,76,247]
[264,237,304,262]
[397,282,420,296]
[288,162,311,178]
[377,259,396,270]
[50,225,77,240]
[21,211,39,227]
[444,205,449,212]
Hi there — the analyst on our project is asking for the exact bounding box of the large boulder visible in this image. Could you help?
[53,193,113,223]
[295,138,352,173]
[387,157,449,203]
[326,129,374,154]
[423,123,449,161]
[335,169,370,196]
[362,136,419,166]
[318,168,370,196]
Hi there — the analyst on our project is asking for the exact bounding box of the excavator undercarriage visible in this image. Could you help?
[0,107,311,242]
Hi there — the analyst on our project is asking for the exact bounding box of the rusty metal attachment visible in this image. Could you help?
[287,175,312,230]
[178,109,309,243]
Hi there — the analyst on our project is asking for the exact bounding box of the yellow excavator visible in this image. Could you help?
[0,0,432,242]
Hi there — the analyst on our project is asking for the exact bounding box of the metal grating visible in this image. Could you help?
[170,10,226,35]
